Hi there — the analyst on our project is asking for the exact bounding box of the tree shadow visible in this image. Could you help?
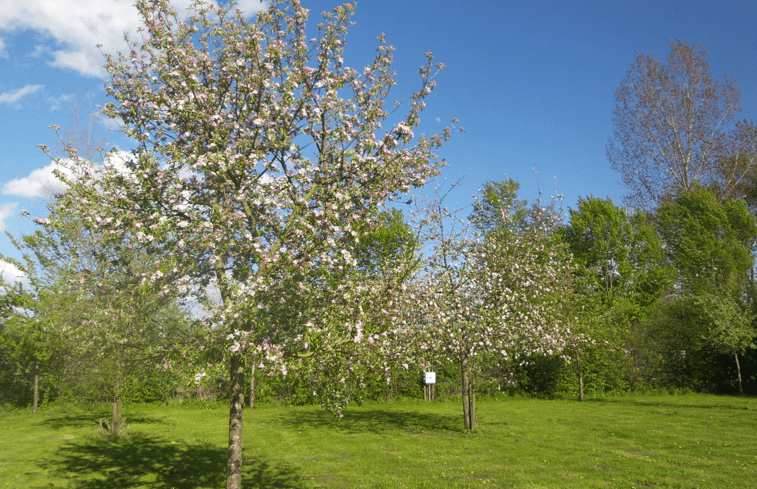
[37,413,168,431]
[584,397,753,411]
[35,432,303,489]
[278,407,462,434]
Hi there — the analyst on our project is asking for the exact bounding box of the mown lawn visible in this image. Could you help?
[1,393,755,488]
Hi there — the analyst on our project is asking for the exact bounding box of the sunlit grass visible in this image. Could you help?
[1,394,755,488]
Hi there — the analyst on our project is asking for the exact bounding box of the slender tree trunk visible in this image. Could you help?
[576,346,584,402]
[469,377,476,430]
[226,351,245,489]
[112,362,122,436]
[249,361,256,409]
[32,365,39,414]
[735,352,743,395]
[461,357,475,431]
[462,358,470,431]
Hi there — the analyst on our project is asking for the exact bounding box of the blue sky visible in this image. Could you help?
[1,0,756,283]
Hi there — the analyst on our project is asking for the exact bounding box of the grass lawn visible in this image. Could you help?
[1,393,755,488]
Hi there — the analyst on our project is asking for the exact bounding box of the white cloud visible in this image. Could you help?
[103,150,136,178]
[0,37,7,57]
[0,260,29,288]
[2,150,137,201]
[2,162,71,198]
[234,0,270,14]
[0,202,17,232]
[0,0,269,78]
[0,84,44,105]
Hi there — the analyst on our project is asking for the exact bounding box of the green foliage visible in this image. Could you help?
[559,196,672,318]
[657,184,757,297]
[0,279,66,408]
[469,178,529,235]
[352,208,420,279]
[690,294,755,355]
[512,354,565,395]
[630,296,752,392]
[656,186,757,391]
[1,200,197,429]
[557,346,633,395]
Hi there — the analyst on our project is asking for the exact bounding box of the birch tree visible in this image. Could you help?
[608,40,744,210]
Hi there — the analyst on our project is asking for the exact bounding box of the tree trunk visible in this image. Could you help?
[112,397,122,436]
[32,365,39,414]
[735,352,743,395]
[470,378,476,430]
[226,351,245,489]
[111,364,122,436]
[249,361,256,409]
[461,357,475,431]
[462,358,470,431]
[576,346,584,402]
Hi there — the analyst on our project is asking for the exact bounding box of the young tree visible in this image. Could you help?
[51,1,457,485]
[608,40,744,210]
[0,280,64,412]
[7,203,192,434]
[415,182,571,429]
[689,294,754,394]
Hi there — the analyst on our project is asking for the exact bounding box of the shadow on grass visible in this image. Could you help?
[279,407,461,434]
[37,414,168,431]
[36,432,302,489]
[584,396,752,411]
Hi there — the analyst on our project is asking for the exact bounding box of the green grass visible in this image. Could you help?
[1,394,756,488]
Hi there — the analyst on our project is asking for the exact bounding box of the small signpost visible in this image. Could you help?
[423,371,436,401]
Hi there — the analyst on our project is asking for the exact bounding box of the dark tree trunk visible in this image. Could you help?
[111,364,122,436]
[470,380,476,429]
[462,359,470,430]
[226,351,245,489]
[111,397,122,436]
[576,346,584,402]
[249,362,256,409]
[32,365,39,414]
[461,357,475,431]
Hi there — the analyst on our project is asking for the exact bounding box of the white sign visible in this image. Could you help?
[424,372,436,384]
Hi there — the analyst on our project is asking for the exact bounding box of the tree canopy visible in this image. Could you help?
[607,40,749,210]
[559,196,672,318]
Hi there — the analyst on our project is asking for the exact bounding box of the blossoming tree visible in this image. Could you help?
[53,0,456,486]
[414,183,573,430]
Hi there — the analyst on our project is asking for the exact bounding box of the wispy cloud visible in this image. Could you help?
[0,84,44,105]
[0,203,17,232]
[2,162,70,199]
[46,92,74,111]
[0,0,269,78]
